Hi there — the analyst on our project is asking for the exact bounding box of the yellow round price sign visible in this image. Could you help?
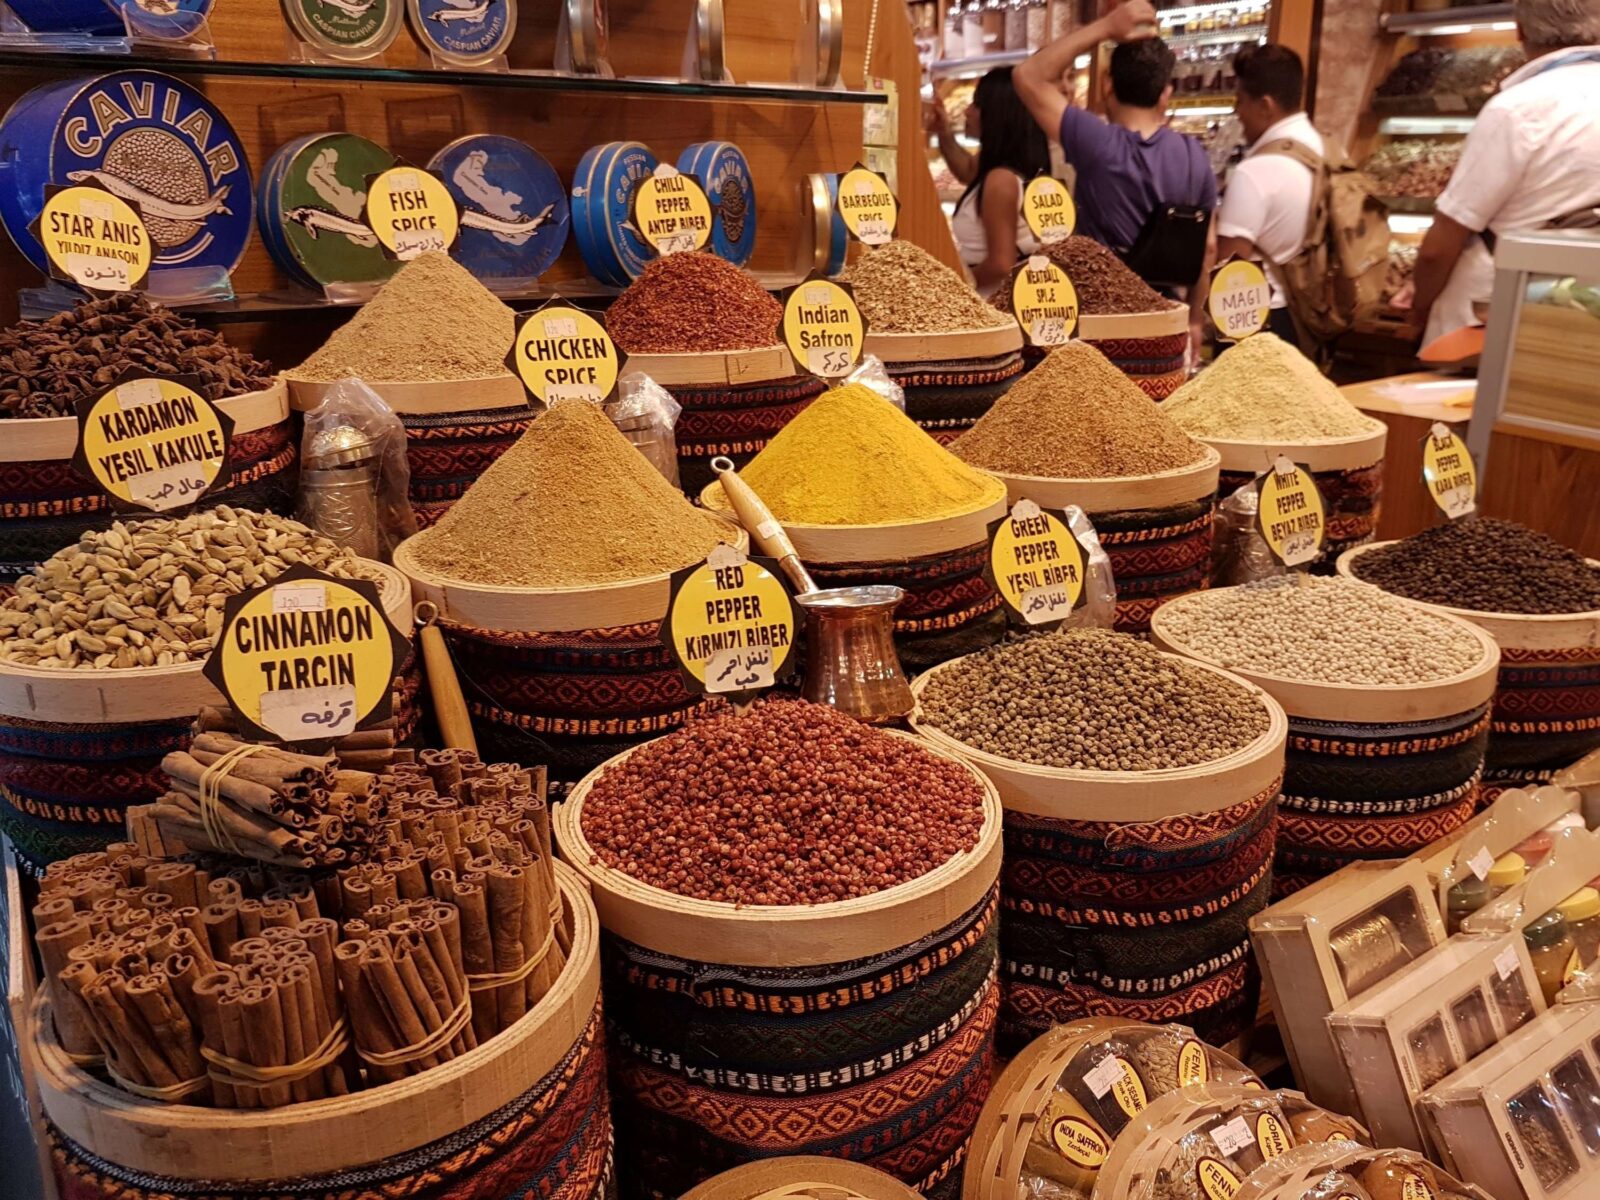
[203,565,410,745]
[73,374,233,513]
[1197,1159,1243,1200]
[781,275,866,378]
[35,184,151,293]
[1022,176,1076,245]
[1208,259,1272,342]
[1257,456,1326,567]
[507,302,626,404]
[836,165,898,246]
[1011,255,1079,347]
[1422,421,1477,519]
[364,166,460,260]
[665,543,800,695]
[987,499,1086,627]
[631,164,713,256]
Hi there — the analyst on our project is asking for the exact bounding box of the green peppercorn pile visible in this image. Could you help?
[578,698,987,905]
[917,630,1271,771]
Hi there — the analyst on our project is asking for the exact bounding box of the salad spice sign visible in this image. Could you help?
[1022,176,1076,245]
[73,373,233,513]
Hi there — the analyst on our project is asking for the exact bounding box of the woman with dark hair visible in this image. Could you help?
[929,66,1053,296]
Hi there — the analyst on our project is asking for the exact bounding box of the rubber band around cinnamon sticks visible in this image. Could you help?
[465,925,554,992]
[200,1018,350,1090]
[105,1064,209,1102]
[199,744,275,857]
[356,997,472,1069]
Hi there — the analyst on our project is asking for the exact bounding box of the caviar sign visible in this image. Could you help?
[1208,259,1271,342]
[1257,456,1326,568]
[364,166,460,260]
[74,373,233,513]
[666,543,800,697]
[34,183,152,293]
[631,164,713,256]
[508,301,626,404]
[1422,421,1477,519]
[780,274,866,379]
[204,565,408,745]
[1011,255,1079,347]
[836,165,898,245]
[987,498,1087,628]
[1022,176,1075,245]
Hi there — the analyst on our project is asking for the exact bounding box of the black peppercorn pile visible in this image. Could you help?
[579,698,986,905]
[0,293,273,418]
[1350,519,1600,615]
[918,630,1270,771]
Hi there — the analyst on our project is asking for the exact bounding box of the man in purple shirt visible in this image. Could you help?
[1015,0,1217,353]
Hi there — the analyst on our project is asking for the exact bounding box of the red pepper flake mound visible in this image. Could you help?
[606,252,784,353]
[579,698,987,905]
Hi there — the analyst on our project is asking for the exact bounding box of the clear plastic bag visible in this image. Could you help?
[608,372,682,487]
[1063,505,1117,632]
[294,376,417,562]
[1212,475,1291,586]
[845,353,905,411]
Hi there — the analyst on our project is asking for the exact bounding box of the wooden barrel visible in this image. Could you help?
[1152,592,1500,898]
[1076,307,1190,400]
[909,657,1287,1051]
[0,382,297,584]
[865,326,1025,445]
[0,562,414,874]
[33,861,612,1200]
[985,447,1221,634]
[1339,542,1600,797]
[554,733,1004,1200]
[684,1158,923,1200]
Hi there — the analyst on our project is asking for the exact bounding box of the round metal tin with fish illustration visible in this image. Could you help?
[4,0,123,33]
[258,132,399,288]
[677,140,756,266]
[406,0,516,67]
[427,134,568,286]
[0,71,252,283]
[282,0,404,58]
[570,140,657,287]
[111,0,218,39]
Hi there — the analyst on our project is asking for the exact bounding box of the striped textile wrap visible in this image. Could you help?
[46,1005,613,1200]
[0,417,299,584]
[1272,704,1490,898]
[1082,330,1189,400]
[886,351,1024,446]
[998,778,1280,1054]
[605,887,1001,1200]
[670,375,827,494]
[1221,461,1384,573]
[1093,497,1218,635]
[1481,643,1600,801]
[402,404,540,529]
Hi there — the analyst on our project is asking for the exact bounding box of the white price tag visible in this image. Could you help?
[273,582,328,613]
[115,378,164,409]
[806,345,858,378]
[756,520,783,543]
[855,216,892,245]
[387,170,419,192]
[80,195,114,222]
[259,683,359,741]
[394,230,448,260]
[1030,316,1069,346]
[658,231,699,256]
[1020,584,1073,625]
[1211,1116,1255,1156]
[1084,1055,1124,1099]
[542,316,579,338]
[803,284,833,306]
[705,645,775,695]
[127,463,209,512]
[65,253,132,292]
[545,382,604,404]
[1495,946,1520,981]
[1467,846,1495,881]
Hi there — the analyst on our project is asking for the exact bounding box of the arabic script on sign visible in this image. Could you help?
[260,683,359,741]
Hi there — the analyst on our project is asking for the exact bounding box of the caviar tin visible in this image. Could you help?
[0,71,253,282]
[816,172,848,276]
[281,0,406,59]
[677,140,756,266]
[405,0,516,67]
[257,132,399,288]
[4,0,122,33]
[426,134,568,286]
[570,140,657,286]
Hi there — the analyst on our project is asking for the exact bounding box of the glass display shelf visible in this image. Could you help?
[1380,4,1515,34]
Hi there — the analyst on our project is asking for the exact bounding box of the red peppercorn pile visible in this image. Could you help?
[578,698,987,905]
[606,251,784,354]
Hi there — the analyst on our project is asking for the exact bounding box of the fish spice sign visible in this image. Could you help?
[74,372,232,512]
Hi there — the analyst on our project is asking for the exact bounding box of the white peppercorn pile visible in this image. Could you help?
[917,631,1270,771]
[1158,577,1489,686]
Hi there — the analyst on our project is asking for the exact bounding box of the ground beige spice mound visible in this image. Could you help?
[843,240,1014,333]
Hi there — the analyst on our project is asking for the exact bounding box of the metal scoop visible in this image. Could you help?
[711,456,914,722]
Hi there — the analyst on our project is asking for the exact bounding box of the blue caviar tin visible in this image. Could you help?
[821,172,848,276]
[406,0,516,67]
[427,134,568,286]
[6,0,214,37]
[0,71,253,282]
[571,140,657,287]
[257,132,399,288]
[677,140,756,266]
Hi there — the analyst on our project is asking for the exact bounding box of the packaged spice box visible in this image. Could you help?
[1233,1144,1492,1200]
[1415,785,1583,906]
[1462,827,1600,939]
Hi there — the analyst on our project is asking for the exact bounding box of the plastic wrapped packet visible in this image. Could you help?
[295,376,417,562]
[608,372,682,487]
[844,353,905,411]
[1232,1145,1490,1200]
[1061,505,1117,632]
[1212,476,1299,587]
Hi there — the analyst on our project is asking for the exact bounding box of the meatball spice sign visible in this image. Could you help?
[1022,175,1076,246]
[986,498,1087,629]
[32,183,152,293]
[1422,422,1477,519]
[73,372,233,513]
[507,301,626,405]
[1208,259,1271,342]
[835,164,898,246]
[1257,456,1327,568]
[630,163,713,256]
[1011,255,1079,348]
[363,165,460,260]
[204,564,409,745]
[665,542,800,698]
[780,273,866,379]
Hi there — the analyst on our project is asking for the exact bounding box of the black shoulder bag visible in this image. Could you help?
[1119,135,1212,290]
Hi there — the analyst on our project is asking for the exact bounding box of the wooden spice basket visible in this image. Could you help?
[0,381,289,463]
[683,1156,923,1200]
[30,861,598,1183]
[1149,587,1502,724]
[283,374,530,415]
[552,730,1003,968]
[907,654,1288,824]
[864,324,1023,365]
[1338,542,1600,653]
[1077,306,1188,343]
[1194,423,1388,476]
[0,560,411,725]
[391,516,748,633]
[4,837,54,1200]
[984,445,1221,515]
[621,344,799,388]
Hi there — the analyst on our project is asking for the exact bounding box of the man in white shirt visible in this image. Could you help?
[1405,0,1600,344]
[1214,45,1324,341]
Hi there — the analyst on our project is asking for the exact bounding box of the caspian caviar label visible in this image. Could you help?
[1208,259,1271,342]
[1178,1040,1210,1087]
[73,374,232,513]
[1257,457,1325,568]
[1400,1173,1438,1200]
[508,302,625,404]
[1422,422,1477,519]
[364,166,460,260]
[1196,1158,1243,1200]
[1011,255,1079,347]
[1022,175,1075,245]
[986,499,1086,629]
[665,543,800,696]
[291,0,393,47]
[36,184,151,293]
[1255,1112,1291,1159]
[1050,1116,1109,1167]
[781,274,866,379]
[631,164,713,256]
[836,165,898,245]
[203,566,409,745]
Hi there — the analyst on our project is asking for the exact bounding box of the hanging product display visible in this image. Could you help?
[428,134,569,286]
[257,133,399,290]
[571,141,659,286]
[281,0,407,59]
[406,0,517,65]
[676,141,757,266]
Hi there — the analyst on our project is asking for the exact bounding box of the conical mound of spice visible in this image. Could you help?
[704,382,1006,524]
[409,400,726,586]
[998,236,1171,315]
[953,342,1208,478]
[294,252,516,383]
[607,252,783,353]
[842,239,1013,333]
